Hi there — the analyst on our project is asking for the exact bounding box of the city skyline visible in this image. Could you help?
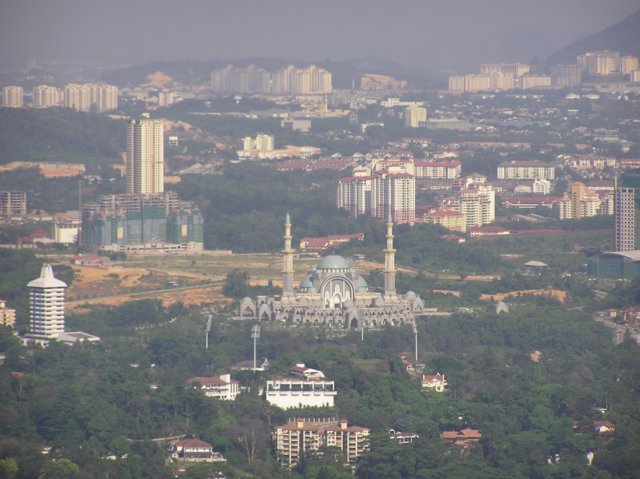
[0,0,638,73]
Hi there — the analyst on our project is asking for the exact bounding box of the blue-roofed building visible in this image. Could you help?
[238,216,426,329]
[587,250,640,279]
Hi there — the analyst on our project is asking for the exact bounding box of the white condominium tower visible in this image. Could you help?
[33,85,62,108]
[2,86,24,108]
[126,119,165,194]
[27,264,67,338]
[64,83,118,113]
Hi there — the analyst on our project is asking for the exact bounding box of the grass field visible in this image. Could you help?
[64,253,377,311]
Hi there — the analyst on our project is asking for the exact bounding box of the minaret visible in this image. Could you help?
[282,212,295,300]
[384,213,397,300]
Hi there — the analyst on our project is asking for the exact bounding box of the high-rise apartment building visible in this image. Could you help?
[210,64,332,95]
[2,86,24,108]
[33,85,62,107]
[520,74,552,89]
[81,192,204,252]
[126,119,164,194]
[615,173,640,252]
[448,74,492,93]
[480,63,530,77]
[458,185,495,228]
[449,63,532,93]
[370,172,416,225]
[558,181,613,220]
[615,187,636,252]
[338,162,415,225]
[242,133,274,152]
[27,264,67,339]
[0,191,27,217]
[64,83,118,112]
[578,51,621,76]
[0,300,16,328]
[570,182,586,219]
[550,64,583,87]
[337,174,372,217]
[619,56,639,75]
[403,106,427,128]
[64,83,91,111]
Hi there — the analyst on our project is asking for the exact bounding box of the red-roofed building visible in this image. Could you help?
[421,373,448,392]
[593,421,616,434]
[468,226,510,238]
[415,160,461,179]
[185,374,239,400]
[440,428,482,448]
[620,158,640,169]
[16,229,54,247]
[299,233,364,251]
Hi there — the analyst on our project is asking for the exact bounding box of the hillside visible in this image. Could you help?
[0,108,124,167]
[548,8,640,66]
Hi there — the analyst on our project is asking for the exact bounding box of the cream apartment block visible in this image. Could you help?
[497,161,555,180]
[2,86,24,108]
[64,83,118,112]
[415,160,461,179]
[126,119,165,194]
[274,418,369,468]
[33,85,63,107]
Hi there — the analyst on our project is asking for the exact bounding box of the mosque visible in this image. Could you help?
[238,214,425,329]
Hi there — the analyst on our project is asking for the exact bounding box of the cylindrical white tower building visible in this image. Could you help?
[27,264,67,338]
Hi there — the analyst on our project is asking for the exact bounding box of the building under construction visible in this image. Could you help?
[81,192,203,254]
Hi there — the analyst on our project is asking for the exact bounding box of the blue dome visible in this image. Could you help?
[316,255,350,270]
[299,274,316,292]
[356,276,368,292]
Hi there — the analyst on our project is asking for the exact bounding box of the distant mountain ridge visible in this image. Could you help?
[548,8,640,66]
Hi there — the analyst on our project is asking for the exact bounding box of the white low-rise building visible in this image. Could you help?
[168,438,226,462]
[422,373,448,392]
[288,363,326,380]
[266,377,336,409]
[186,374,240,400]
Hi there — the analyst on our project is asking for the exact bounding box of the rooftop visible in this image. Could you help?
[27,264,67,289]
[316,255,350,270]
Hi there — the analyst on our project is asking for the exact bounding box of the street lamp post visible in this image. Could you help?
[205,315,212,349]
[412,323,418,363]
[251,324,261,370]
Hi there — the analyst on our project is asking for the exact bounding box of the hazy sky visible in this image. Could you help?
[1,0,638,72]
